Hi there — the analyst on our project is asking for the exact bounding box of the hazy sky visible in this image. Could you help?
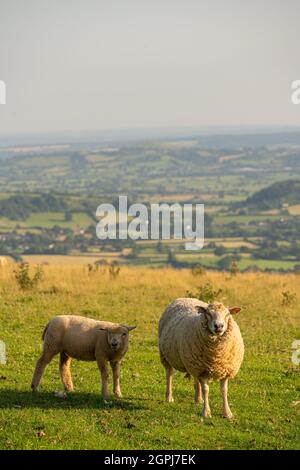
[0,0,300,135]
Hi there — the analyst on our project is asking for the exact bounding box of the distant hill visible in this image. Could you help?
[238,180,300,211]
[0,135,300,198]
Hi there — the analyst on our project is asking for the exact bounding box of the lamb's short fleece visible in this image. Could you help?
[31,315,136,400]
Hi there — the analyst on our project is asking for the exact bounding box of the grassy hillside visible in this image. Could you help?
[0,266,299,449]
[240,179,300,211]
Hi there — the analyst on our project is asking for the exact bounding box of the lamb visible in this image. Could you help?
[31,315,136,400]
[158,298,244,418]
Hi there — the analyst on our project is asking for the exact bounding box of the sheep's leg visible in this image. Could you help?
[59,352,74,391]
[194,378,202,404]
[97,360,109,400]
[220,378,233,419]
[110,361,122,398]
[166,366,174,403]
[31,350,56,391]
[200,379,211,418]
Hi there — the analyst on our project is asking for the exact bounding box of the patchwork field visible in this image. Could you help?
[0,136,300,272]
[0,266,299,450]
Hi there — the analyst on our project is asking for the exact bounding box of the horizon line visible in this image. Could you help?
[1,124,300,147]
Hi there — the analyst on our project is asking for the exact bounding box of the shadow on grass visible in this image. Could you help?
[0,389,146,411]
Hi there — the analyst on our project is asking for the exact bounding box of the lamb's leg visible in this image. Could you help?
[97,360,109,400]
[59,352,74,391]
[200,379,211,418]
[110,361,122,398]
[194,377,202,404]
[220,378,233,419]
[166,366,174,403]
[31,350,56,391]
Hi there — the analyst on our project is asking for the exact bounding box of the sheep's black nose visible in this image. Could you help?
[214,323,224,331]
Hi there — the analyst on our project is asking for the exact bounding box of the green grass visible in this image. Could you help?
[214,214,284,224]
[0,267,299,450]
[25,212,93,229]
[237,258,298,270]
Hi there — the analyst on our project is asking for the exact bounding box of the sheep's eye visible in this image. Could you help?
[122,333,127,337]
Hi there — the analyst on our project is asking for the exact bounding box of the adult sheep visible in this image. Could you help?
[158,298,244,418]
[31,315,136,400]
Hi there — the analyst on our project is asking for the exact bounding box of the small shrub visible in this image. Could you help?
[95,259,108,267]
[109,261,120,279]
[230,261,239,277]
[192,265,206,276]
[14,263,44,290]
[87,263,100,274]
[45,285,61,295]
[88,260,109,275]
[187,281,223,303]
[282,290,296,307]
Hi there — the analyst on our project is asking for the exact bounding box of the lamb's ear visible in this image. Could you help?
[196,305,208,315]
[122,325,137,332]
[229,307,241,315]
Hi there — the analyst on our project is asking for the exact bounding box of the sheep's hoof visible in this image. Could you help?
[166,396,174,403]
[201,409,212,418]
[222,411,233,419]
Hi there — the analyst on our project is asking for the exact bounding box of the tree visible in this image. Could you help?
[65,211,72,222]
[214,245,226,256]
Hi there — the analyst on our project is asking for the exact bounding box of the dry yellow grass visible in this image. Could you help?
[1,265,299,330]
[22,254,122,266]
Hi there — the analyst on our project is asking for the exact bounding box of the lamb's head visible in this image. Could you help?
[100,325,136,352]
[197,302,241,336]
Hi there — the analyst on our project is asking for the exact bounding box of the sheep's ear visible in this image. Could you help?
[122,325,137,332]
[196,305,207,315]
[229,307,241,315]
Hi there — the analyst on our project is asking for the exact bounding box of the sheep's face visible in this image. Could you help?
[198,302,241,336]
[101,325,136,352]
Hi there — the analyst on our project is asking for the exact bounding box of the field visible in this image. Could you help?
[1,135,300,272]
[0,265,299,450]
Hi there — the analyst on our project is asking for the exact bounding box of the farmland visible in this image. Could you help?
[0,132,300,271]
